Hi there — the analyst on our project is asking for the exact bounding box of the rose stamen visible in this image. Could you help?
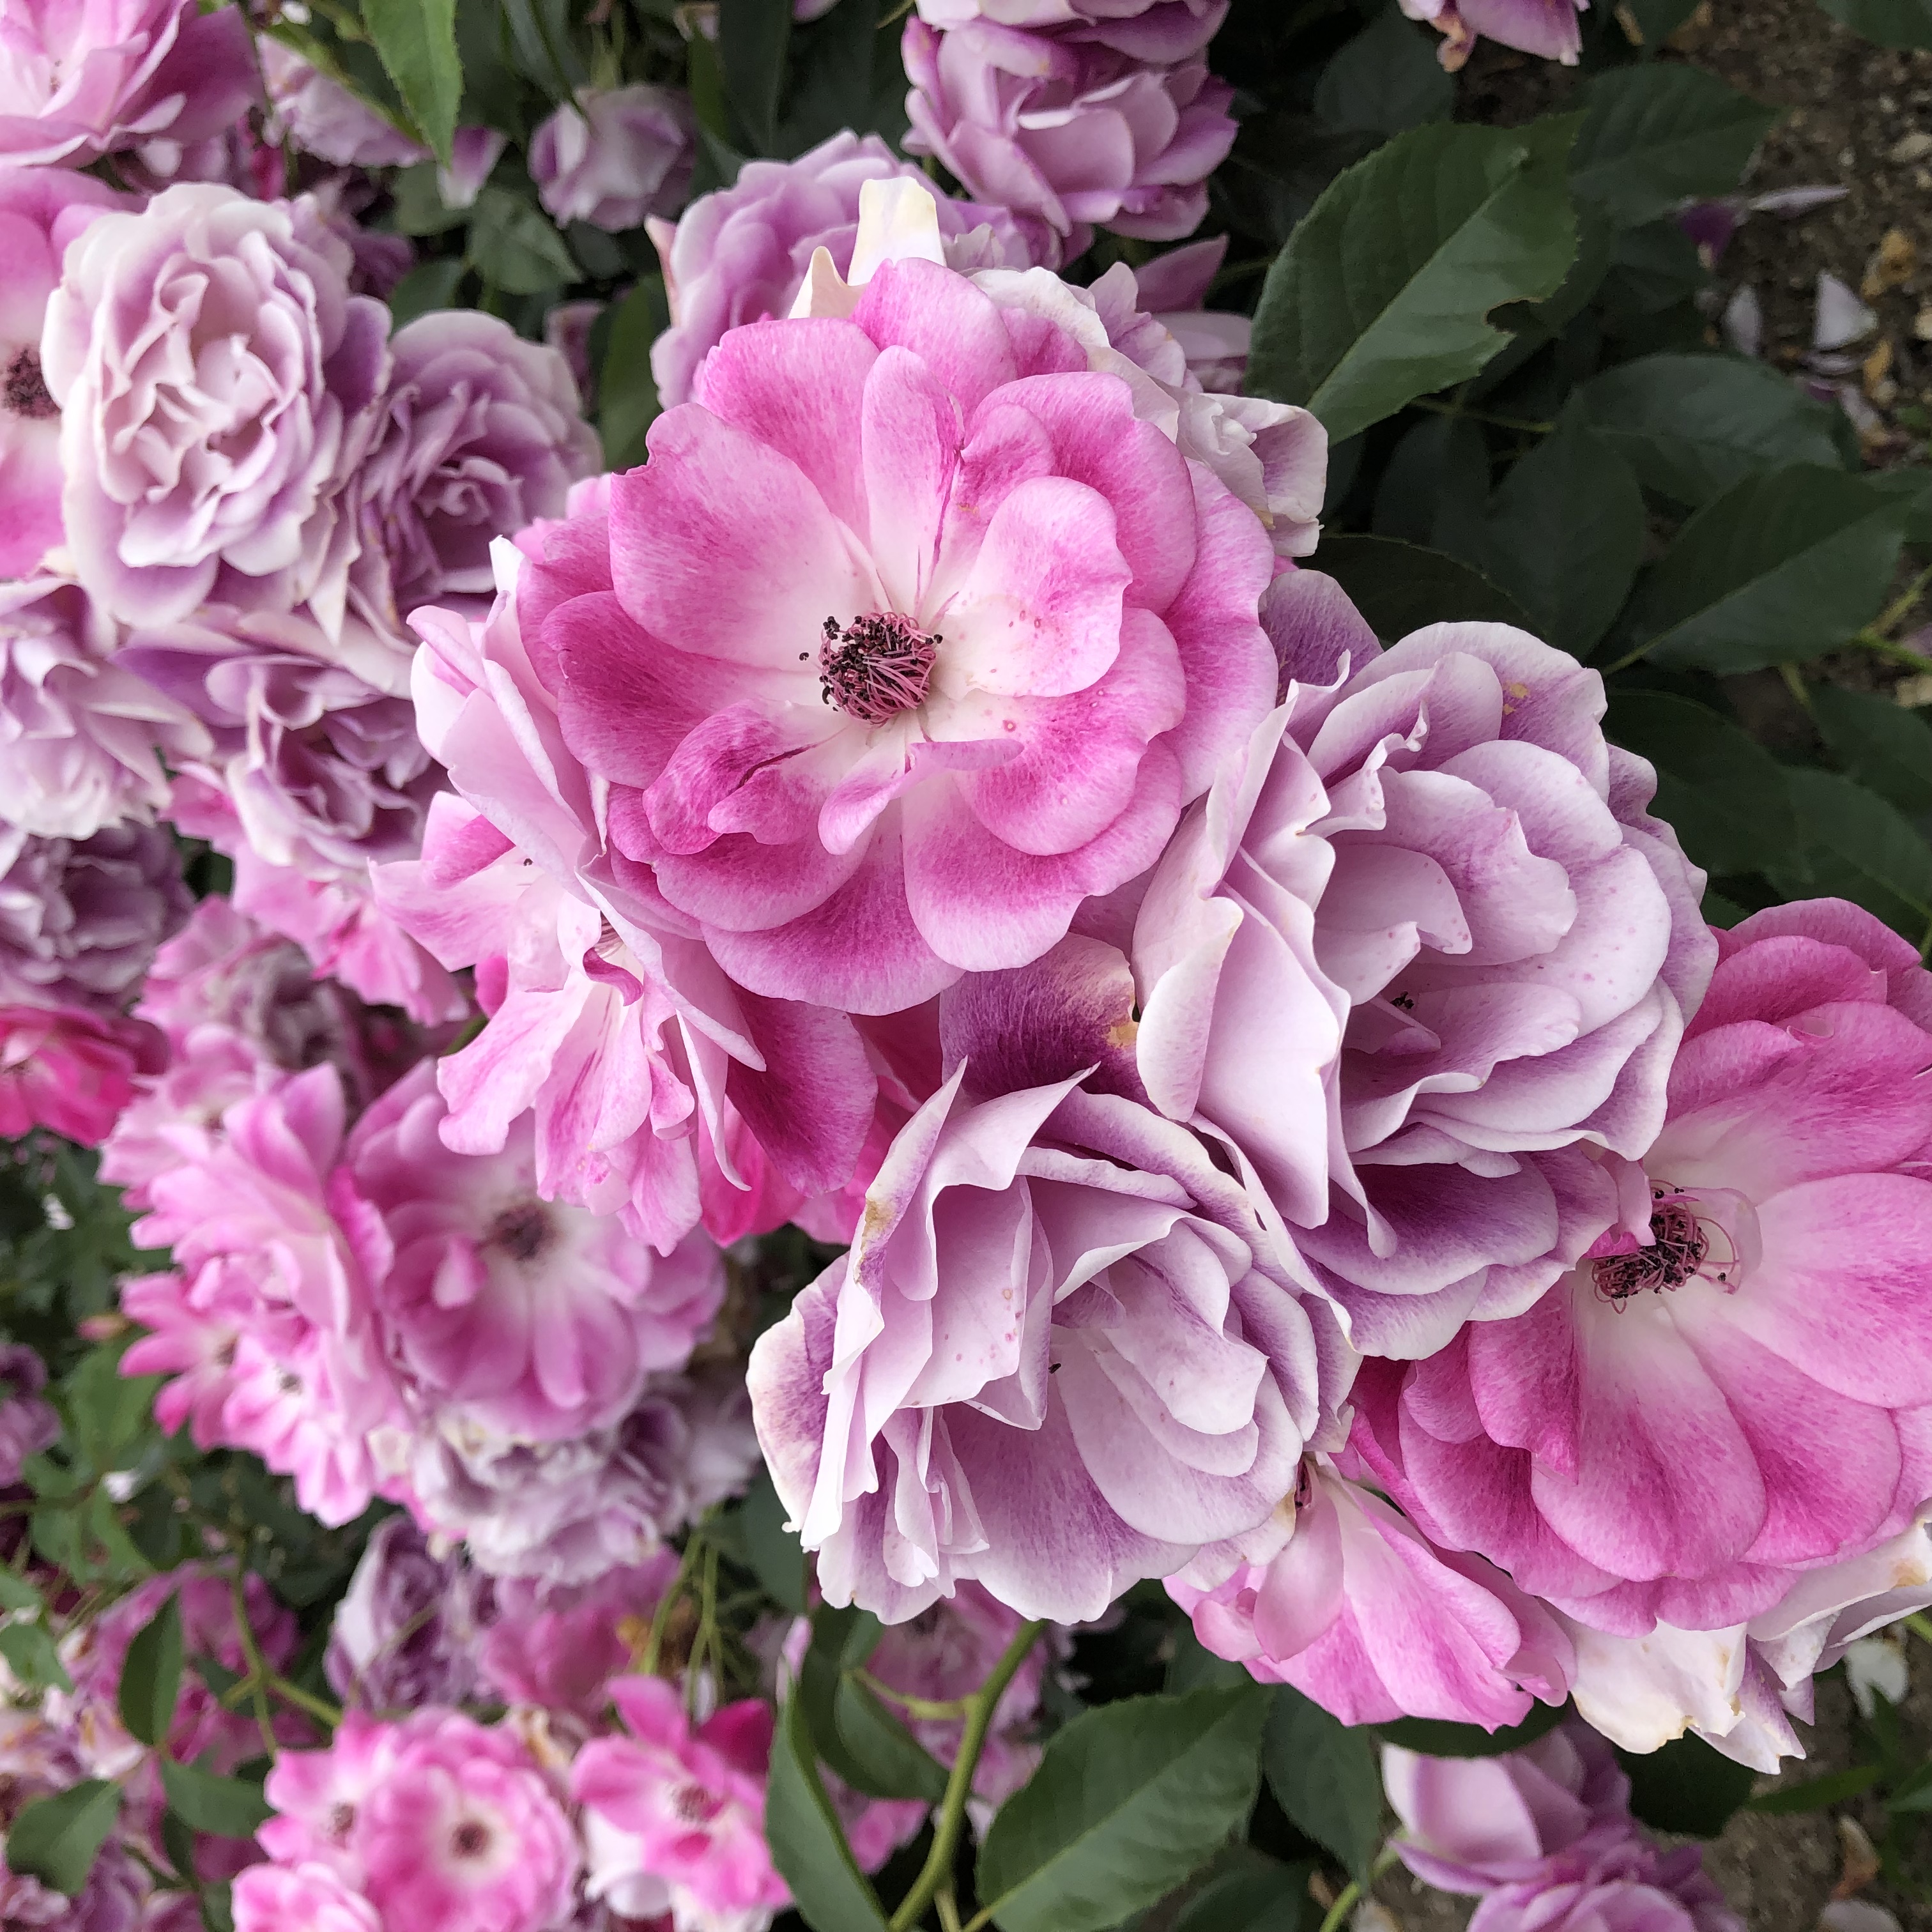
[816,613,940,724]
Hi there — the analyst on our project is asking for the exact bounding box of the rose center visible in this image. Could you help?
[816,613,940,724]
[1591,1191,1736,1307]
[450,1817,493,1859]
[3,348,56,422]
[489,1202,553,1263]
[670,1780,724,1827]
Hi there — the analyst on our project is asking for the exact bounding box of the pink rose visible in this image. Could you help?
[1400,0,1588,69]
[529,84,693,232]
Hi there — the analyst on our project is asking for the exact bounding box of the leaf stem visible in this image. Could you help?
[1851,630,1932,680]
[228,1574,278,1757]
[1316,1845,1403,1932]
[1905,1613,1932,1646]
[854,1669,974,1724]
[267,1674,342,1730]
[1411,394,1554,436]
[894,1620,1046,1932]
[640,1533,704,1677]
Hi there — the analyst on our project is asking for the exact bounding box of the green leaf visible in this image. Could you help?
[599,276,669,471]
[1770,769,1932,942]
[797,1602,948,1802]
[0,1618,72,1691]
[1308,534,1533,642]
[1262,1688,1384,1884]
[1621,0,1701,43]
[720,0,792,154]
[0,1568,44,1613]
[1375,1700,1569,1759]
[1818,0,1932,47]
[1617,467,1912,676]
[1749,1763,1884,1813]
[1248,118,1579,445]
[1616,1736,1756,1839]
[1165,1623,1257,1696]
[737,1466,807,1614]
[764,1694,892,1932]
[976,1684,1270,1932]
[201,1882,235,1932]
[1569,65,1779,228]
[119,1591,183,1750]
[390,162,468,236]
[1172,1851,1316,1932]
[466,188,577,296]
[1809,684,1932,818]
[1478,416,1644,656]
[387,257,468,330]
[5,1779,121,1896]
[1312,6,1452,139]
[361,0,462,165]
[1606,692,1798,877]
[1575,354,1848,507]
[158,1758,273,1839]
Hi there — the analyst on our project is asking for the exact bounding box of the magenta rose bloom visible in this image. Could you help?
[346,310,600,650]
[475,1552,675,1717]
[529,84,693,233]
[0,164,135,576]
[0,576,211,840]
[645,128,1045,410]
[260,40,429,168]
[342,1059,728,1442]
[1134,579,1714,1358]
[573,1678,789,1926]
[749,936,1349,1623]
[0,0,257,167]
[532,251,1276,1013]
[261,1710,579,1932]
[903,9,1236,245]
[0,1000,158,1143]
[1170,1458,1572,1728]
[1354,898,1932,1636]
[42,185,390,631]
[1400,0,1588,68]
[233,1864,383,1932]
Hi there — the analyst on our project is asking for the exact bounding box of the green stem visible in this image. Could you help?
[936,1887,964,1932]
[854,1670,973,1724]
[1316,1846,1402,1932]
[1850,629,1932,680]
[229,1574,278,1756]
[1410,394,1554,436]
[1778,662,1814,717]
[268,1674,342,1729]
[640,1534,703,1677]
[894,1620,1046,1932]
[1905,1613,1932,1646]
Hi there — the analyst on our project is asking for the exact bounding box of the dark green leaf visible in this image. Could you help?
[1478,416,1644,656]
[1248,118,1580,444]
[1262,1688,1383,1884]
[1618,467,1911,675]
[720,0,792,153]
[1375,1699,1569,1759]
[1770,769,1932,942]
[5,1779,121,1896]
[119,1591,183,1749]
[387,257,467,330]
[1165,1623,1257,1696]
[1621,0,1701,43]
[362,0,462,164]
[1809,684,1932,817]
[1818,0,1932,47]
[796,1603,947,1802]
[1606,692,1797,877]
[1172,1851,1316,1932]
[201,1882,235,1932]
[1575,354,1848,507]
[600,276,669,471]
[1312,6,1452,138]
[0,1568,44,1613]
[390,162,468,236]
[1616,1736,1756,1838]
[737,1467,808,1614]
[1370,415,1491,564]
[765,1694,893,1932]
[1750,1763,1883,1813]
[1309,534,1533,641]
[1703,889,1749,928]
[977,1685,1270,1932]
[158,1758,273,1839]
[0,1619,72,1691]
[466,188,576,296]
[1570,65,1779,228]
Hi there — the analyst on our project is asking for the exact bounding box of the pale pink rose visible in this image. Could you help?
[1135,583,1713,1358]
[344,1059,727,1441]
[233,1863,383,1932]
[750,936,1351,1623]
[42,185,390,632]
[1170,1459,1572,1728]
[572,1677,789,1924]
[1354,900,1932,1636]
[0,165,136,576]
[261,40,429,168]
[0,0,258,167]
[904,10,1236,243]
[262,1710,579,1932]
[530,84,693,233]
[1400,0,1588,69]
[528,249,1277,1015]
[645,129,1046,409]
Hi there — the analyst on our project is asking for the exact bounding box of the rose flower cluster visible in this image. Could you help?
[0,0,1915,1927]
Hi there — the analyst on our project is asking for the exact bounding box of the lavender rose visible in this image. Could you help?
[0,0,257,167]
[0,1344,59,1484]
[259,40,430,168]
[530,84,694,232]
[42,185,390,632]
[346,310,601,648]
[325,1515,496,1712]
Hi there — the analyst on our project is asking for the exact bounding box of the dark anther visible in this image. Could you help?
[817,612,940,724]
[3,348,56,421]
[1592,1196,1708,1308]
